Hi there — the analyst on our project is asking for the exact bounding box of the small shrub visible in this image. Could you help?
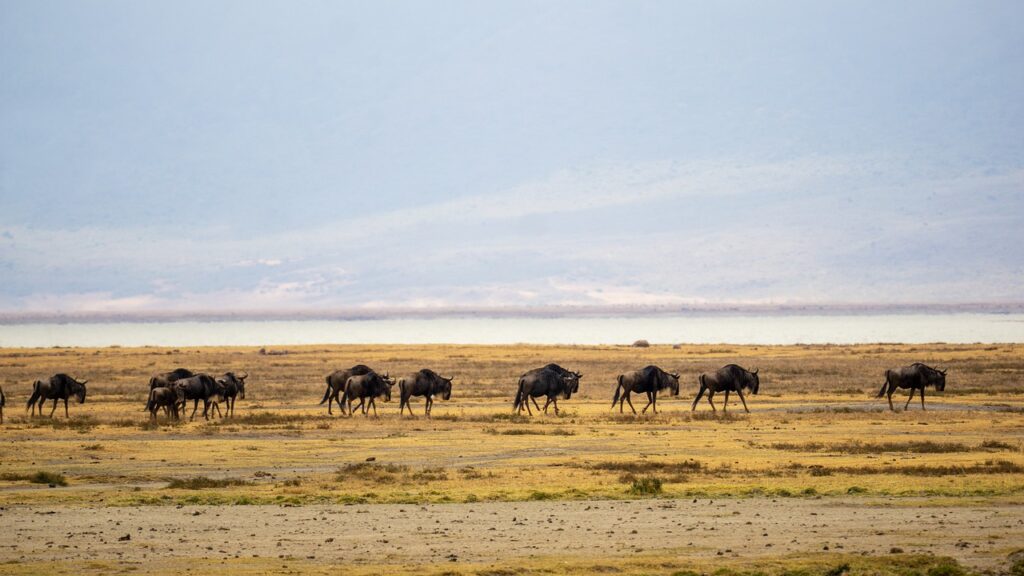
[823,563,850,576]
[846,486,867,494]
[926,559,968,576]
[628,476,663,496]
[0,471,67,486]
[632,339,651,348]
[166,476,252,489]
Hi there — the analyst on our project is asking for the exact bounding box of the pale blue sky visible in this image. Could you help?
[1,1,1022,313]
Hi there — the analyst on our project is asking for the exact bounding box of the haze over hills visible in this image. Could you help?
[1,1,1022,316]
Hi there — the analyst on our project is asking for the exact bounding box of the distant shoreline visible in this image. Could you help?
[1,302,1022,325]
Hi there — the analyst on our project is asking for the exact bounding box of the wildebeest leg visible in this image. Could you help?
[722,390,730,412]
[49,398,58,418]
[531,396,542,413]
[64,397,70,418]
[368,398,377,417]
[886,388,895,411]
[524,394,533,416]
[736,387,749,413]
[691,386,706,411]
[641,391,654,414]
[211,402,222,418]
[550,397,559,415]
[202,399,211,420]
[706,391,716,412]
[425,396,433,417]
[190,399,200,421]
[920,387,926,410]
[541,397,552,413]
[624,392,637,414]
[904,388,916,411]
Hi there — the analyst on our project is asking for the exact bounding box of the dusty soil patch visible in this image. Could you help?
[1,497,1022,572]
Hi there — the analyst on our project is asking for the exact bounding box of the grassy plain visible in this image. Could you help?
[1,343,1023,574]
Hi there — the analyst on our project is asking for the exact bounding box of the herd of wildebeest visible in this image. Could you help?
[0,360,950,424]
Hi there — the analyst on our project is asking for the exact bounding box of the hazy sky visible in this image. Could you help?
[1,1,1022,313]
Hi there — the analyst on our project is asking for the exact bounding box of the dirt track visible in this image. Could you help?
[3,497,1022,571]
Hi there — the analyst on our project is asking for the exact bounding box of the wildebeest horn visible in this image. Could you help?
[671,373,680,379]
[752,369,758,375]
[80,380,89,385]
[239,372,248,380]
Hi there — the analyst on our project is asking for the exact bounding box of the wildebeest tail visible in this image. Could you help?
[513,379,525,410]
[876,370,892,397]
[26,380,40,410]
[611,375,623,408]
[318,376,333,405]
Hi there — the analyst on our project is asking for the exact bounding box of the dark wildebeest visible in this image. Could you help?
[172,374,224,421]
[397,369,453,417]
[691,364,760,413]
[319,365,374,415]
[148,386,184,421]
[343,372,394,417]
[215,372,248,417]
[513,365,581,416]
[26,374,88,418]
[611,365,680,414]
[149,368,195,390]
[0,385,5,424]
[877,363,947,411]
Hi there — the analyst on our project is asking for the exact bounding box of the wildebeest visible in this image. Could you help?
[611,365,680,414]
[343,372,394,417]
[0,385,5,424]
[691,364,760,413]
[149,368,195,390]
[26,374,88,418]
[172,374,224,421]
[877,363,947,411]
[513,365,581,416]
[397,369,453,417]
[320,365,375,415]
[215,372,248,417]
[148,386,185,420]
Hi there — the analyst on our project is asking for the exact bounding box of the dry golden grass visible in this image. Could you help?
[0,343,1022,507]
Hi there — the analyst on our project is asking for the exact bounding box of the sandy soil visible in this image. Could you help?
[3,497,1022,571]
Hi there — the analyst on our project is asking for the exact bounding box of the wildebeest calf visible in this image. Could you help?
[148,386,184,420]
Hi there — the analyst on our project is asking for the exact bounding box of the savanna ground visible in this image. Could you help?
[1,343,1023,575]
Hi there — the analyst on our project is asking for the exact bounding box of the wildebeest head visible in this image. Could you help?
[929,367,947,392]
[746,369,760,395]
[561,373,581,399]
[235,372,248,399]
[665,371,681,396]
[71,380,88,403]
[440,376,453,400]
[381,373,394,402]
